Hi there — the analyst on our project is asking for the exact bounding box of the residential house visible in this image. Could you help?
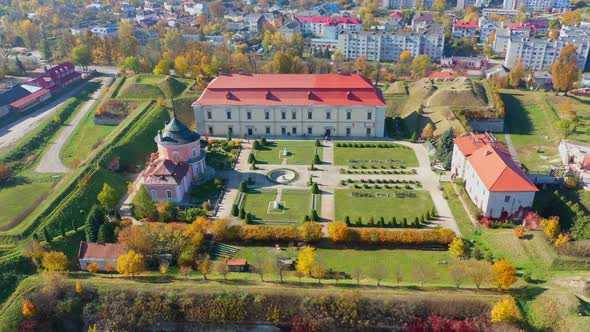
[279,18,302,39]
[451,134,538,219]
[297,16,362,39]
[91,25,119,38]
[452,20,478,39]
[184,2,208,16]
[412,13,433,31]
[527,71,552,90]
[479,17,499,42]
[244,14,267,33]
[78,241,126,271]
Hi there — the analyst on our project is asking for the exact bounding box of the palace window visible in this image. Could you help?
[226,111,231,120]
[281,111,286,120]
[150,190,158,200]
[504,196,510,203]
[166,190,173,199]
[247,111,252,120]
[265,111,270,120]
[308,111,312,119]
[207,111,212,120]
[326,112,331,120]
[347,112,351,120]
[367,112,372,120]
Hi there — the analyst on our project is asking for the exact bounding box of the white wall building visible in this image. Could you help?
[193,74,386,138]
[337,24,445,62]
[452,134,538,219]
[297,16,362,39]
[504,33,590,70]
[504,0,570,10]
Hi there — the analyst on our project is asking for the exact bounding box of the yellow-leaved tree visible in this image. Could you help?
[75,281,83,294]
[86,262,100,273]
[117,250,145,278]
[493,259,516,290]
[541,217,560,241]
[41,251,69,272]
[448,237,466,259]
[491,296,522,323]
[296,246,317,275]
[328,222,349,242]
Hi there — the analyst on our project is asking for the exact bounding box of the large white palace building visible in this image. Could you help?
[193,73,386,138]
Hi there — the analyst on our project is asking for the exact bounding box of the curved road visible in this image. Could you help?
[35,76,112,173]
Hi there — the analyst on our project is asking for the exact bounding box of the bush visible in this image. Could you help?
[245,213,254,225]
[239,207,246,219]
[345,216,351,226]
[231,204,239,217]
[260,137,267,146]
[310,183,320,194]
[239,181,248,193]
[313,154,321,164]
[247,153,255,164]
[252,140,260,150]
[309,209,320,221]
[315,139,321,147]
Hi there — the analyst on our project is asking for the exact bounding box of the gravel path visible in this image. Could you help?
[35,77,111,173]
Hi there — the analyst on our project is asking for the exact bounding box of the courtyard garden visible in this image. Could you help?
[253,140,322,165]
[334,142,419,167]
[334,188,434,226]
[236,188,319,223]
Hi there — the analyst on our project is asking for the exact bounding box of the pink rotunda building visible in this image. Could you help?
[142,112,207,202]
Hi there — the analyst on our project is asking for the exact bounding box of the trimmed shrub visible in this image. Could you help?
[311,183,320,194]
[245,213,254,225]
[315,139,321,147]
[252,140,260,150]
[231,204,239,217]
[309,209,320,221]
[239,207,246,219]
[239,181,248,193]
[345,216,351,226]
[247,153,255,164]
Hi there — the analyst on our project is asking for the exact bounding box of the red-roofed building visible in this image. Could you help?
[451,134,538,219]
[141,111,206,203]
[452,20,478,39]
[9,88,51,111]
[78,241,126,271]
[226,259,248,272]
[193,73,386,138]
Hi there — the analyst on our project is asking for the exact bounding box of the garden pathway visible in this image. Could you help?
[322,141,334,165]
[504,133,520,163]
[214,138,461,235]
[214,142,251,220]
[35,76,112,173]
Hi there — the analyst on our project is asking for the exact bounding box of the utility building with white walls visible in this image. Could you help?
[451,133,538,219]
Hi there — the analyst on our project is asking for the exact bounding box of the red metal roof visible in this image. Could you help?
[454,134,509,157]
[454,20,478,29]
[78,241,126,260]
[195,74,385,106]
[226,259,247,266]
[144,158,190,185]
[9,88,51,109]
[467,146,538,192]
[297,16,361,25]
[507,22,546,30]
[390,12,403,19]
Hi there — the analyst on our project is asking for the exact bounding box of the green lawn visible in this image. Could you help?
[234,246,463,287]
[334,144,419,167]
[334,188,434,223]
[190,179,220,203]
[547,94,590,143]
[502,90,561,171]
[0,179,55,230]
[240,189,313,222]
[254,141,322,165]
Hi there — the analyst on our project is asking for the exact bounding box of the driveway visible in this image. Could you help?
[35,76,112,173]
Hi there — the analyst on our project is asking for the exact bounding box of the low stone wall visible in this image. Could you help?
[468,119,504,133]
[94,115,123,126]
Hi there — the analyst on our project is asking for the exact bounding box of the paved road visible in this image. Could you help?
[35,77,112,173]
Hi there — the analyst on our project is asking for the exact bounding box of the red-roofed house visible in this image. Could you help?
[451,134,538,219]
[78,241,126,271]
[453,20,478,39]
[193,73,386,138]
[226,259,248,272]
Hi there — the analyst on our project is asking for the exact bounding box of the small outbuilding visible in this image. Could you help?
[226,259,248,272]
[78,241,126,271]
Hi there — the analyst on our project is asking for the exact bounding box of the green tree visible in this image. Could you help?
[97,183,118,213]
[435,128,455,170]
[411,55,432,78]
[72,44,91,70]
[97,223,115,243]
[85,205,106,242]
[132,186,158,220]
[40,39,52,61]
[124,56,140,73]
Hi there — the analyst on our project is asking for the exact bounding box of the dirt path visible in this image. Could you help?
[35,77,111,173]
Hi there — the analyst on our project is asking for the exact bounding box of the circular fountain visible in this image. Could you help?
[267,168,298,184]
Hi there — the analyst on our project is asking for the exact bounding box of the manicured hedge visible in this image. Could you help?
[335,142,412,150]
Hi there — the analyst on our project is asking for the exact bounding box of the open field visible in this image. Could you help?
[241,189,312,222]
[333,143,418,167]
[547,94,590,143]
[254,141,322,165]
[334,188,434,223]
[501,90,561,171]
[0,178,55,230]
